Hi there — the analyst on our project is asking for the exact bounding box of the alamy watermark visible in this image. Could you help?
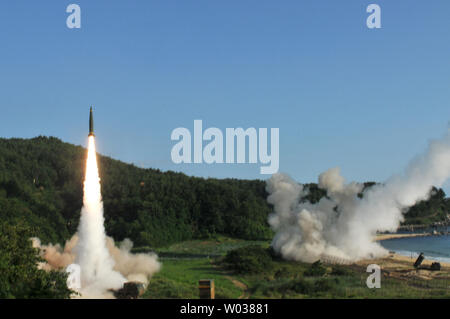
[66,263,81,290]
[367,4,381,29]
[366,264,381,288]
[66,4,81,29]
[65,4,381,30]
[170,120,279,174]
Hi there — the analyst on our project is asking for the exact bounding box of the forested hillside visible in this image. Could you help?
[0,137,448,247]
[0,136,272,246]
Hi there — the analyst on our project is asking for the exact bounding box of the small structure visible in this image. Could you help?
[113,282,146,299]
[198,279,215,299]
[430,262,441,271]
[413,253,441,271]
[413,253,425,268]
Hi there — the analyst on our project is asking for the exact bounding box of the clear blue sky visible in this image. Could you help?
[0,1,449,193]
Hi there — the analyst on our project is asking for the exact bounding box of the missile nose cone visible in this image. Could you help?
[89,107,95,136]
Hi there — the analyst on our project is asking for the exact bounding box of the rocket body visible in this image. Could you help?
[89,107,95,136]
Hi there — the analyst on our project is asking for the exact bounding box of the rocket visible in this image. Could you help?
[89,107,95,136]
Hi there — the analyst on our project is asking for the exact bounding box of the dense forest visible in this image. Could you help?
[0,136,448,248]
[0,220,72,298]
[0,136,271,246]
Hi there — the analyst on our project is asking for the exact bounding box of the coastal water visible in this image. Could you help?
[380,226,450,263]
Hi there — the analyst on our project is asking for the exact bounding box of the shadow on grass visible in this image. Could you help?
[157,252,221,259]
[189,266,228,276]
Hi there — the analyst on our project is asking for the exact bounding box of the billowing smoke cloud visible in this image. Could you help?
[33,136,160,298]
[32,235,161,297]
[107,238,160,285]
[267,131,450,263]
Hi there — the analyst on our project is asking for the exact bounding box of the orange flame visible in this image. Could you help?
[84,136,101,206]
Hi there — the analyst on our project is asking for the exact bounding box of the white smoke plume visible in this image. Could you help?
[33,136,160,298]
[267,131,450,263]
[32,235,161,297]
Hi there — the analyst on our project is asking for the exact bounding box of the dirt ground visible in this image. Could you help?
[356,253,450,281]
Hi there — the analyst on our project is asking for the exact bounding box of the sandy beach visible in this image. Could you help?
[349,233,450,281]
[356,253,450,281]
[374,233,431,241]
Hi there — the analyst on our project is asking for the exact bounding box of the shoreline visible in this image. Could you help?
[374,233,431,241]
[389,251,450,267]
[358,253,450,270]
[373,232,450,267]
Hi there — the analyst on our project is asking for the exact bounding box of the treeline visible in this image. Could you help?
[0,220,72,298]
[0,136,272,246]
[0,136,448,247]
[401,187,450,225]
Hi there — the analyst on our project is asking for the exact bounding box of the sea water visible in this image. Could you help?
[380,226,450,263]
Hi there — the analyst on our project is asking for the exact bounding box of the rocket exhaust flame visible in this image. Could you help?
[84,136,100,204]
[32,108,161,298]
[74,135,127,296]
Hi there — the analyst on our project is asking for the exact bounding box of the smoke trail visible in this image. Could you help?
[33,136,161,298]
[32,235,161,296]
[267,131,450,263]
[73,136,127,296]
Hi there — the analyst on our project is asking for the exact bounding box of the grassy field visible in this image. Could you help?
[240,262,450,298]
[135,236,269,258]
[143,258,243,299]
[142,236,262,299]
[140,237,450,299]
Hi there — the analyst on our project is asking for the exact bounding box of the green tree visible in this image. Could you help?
[0,221,73,298]
[0,136,447,250]
[223,245,274,274]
